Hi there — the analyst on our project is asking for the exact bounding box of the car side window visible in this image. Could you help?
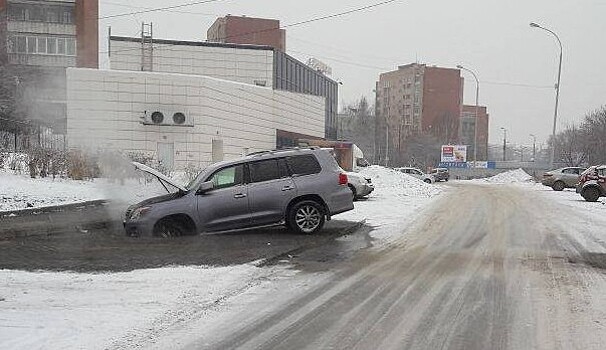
[598,168,606,176]
[562,168,574,174]
[249,159,287,183]
[287,155,321,176]
[208,165,244,189]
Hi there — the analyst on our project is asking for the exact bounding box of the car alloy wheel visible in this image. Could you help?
[552,181,565,191]
[295,205,322,233]
[154,220,184,238]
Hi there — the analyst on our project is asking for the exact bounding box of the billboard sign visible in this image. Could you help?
[441,145,467,163]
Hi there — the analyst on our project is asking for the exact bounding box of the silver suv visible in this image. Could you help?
[124,148,354,237]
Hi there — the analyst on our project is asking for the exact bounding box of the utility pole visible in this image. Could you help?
[501,127,507,161]
[530,134,537,161]
[530,22,562,169]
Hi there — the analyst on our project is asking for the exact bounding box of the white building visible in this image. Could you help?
[66,68,325,170]
[109,37,274,88]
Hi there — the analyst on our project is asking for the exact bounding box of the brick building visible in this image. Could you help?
[207,15,285,52]
[375,63,463,166]
[0,0,98,132]
[460,105,489,161]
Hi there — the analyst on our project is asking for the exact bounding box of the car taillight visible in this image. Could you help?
[339,173,348,185]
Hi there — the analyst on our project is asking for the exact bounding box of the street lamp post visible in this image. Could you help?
[500,127,507,161]
[530,134,537,162]
[457,65,480,166]
[530,22,563,168]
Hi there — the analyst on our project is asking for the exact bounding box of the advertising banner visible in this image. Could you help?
[441,145,467,163]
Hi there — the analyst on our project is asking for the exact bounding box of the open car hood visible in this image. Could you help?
[132,162,188,193]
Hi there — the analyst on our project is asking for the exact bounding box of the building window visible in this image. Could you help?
[46,8,59,23]
[66,39,76,56]
[27,37,36,53]
[47,38,57,54]
[37,37,47,54]
[16,36,26,53]
[57,38,66,54]
[63,11,73,24]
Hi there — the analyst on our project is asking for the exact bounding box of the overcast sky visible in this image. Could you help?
[99,0,606,145]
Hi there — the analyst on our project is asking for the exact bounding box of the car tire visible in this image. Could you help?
[552,181,566,191]
[348,185,358,201]
[424,179,432,184]
[287,200,326,235]
[582,187,600,202]
[153,218,186,238]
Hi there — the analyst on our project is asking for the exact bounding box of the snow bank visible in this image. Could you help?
[339,166,442,244]
[481,168,533,184]
[0,264,269,350]
[358,165,440,198]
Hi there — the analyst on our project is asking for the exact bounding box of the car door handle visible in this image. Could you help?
[234,193,247,199]
[281,186,295,191]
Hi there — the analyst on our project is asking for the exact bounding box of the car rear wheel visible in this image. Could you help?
[424,179,432,184]
[582,187,601,202]
[552,181,566,191]
[348,185,357,201]
[288,200,325,234]
[153,218,186,238]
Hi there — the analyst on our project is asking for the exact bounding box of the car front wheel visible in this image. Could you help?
[552,181,566,191]
[582,187,601,202]
[288,200,326,234]
[424,179,432,184]
[153,218,186,238]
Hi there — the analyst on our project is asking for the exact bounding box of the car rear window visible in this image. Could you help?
[287,155,321,176]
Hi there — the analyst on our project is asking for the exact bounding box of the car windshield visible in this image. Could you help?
[3,1,606,349]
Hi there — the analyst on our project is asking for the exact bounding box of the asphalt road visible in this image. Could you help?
[198,183,606,350]
[0,202,364,272]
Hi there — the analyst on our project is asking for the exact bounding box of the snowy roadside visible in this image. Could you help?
[339,165,442,246]
[0,166,443,350]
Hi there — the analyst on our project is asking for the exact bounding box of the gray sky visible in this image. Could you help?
[99,0,606,146]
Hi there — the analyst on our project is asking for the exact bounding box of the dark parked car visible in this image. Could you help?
[124,148,354,237]
[577,165,606,202]
[430,168,450,182]
[541,167,586,191]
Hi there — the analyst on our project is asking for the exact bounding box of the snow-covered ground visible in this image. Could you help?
[339,166,442,244]
[471,168,534,184]
[0,171,174,212]
[0,166,442,349]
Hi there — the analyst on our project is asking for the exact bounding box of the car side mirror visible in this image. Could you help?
[196,181,214,195]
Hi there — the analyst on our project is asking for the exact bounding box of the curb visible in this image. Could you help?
[0,200,108,218]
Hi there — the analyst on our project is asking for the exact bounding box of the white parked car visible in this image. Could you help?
[394,167,435,184]
[346,172,374,200]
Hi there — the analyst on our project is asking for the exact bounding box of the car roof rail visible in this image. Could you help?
[246,146,319,157]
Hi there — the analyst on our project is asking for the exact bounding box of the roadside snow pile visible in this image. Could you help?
[358,165,441,198]
[482,169,533,184]
[339,166,442,243]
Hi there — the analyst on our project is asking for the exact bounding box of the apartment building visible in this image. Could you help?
[207,15,285,52]
[460,105,489,161]
[0,0,98,132]
[375,63,463,165]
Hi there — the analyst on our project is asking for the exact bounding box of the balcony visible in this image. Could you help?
[8,21,76,36]
[8,53,76,67]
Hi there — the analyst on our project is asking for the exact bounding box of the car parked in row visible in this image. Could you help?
[124,147,354,237]
[541,167,586,191]
[347,172,374,200]
[576,165,606,202]
[430,168,450,182]
[394,167,435,183]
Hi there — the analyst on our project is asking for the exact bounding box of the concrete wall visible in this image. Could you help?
[66,68,325,169]
[109,37,274,88]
